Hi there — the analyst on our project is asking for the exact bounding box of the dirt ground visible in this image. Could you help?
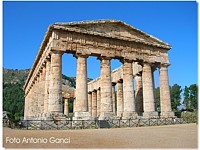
[3,123,198,149]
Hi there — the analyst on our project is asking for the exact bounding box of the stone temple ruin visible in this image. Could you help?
[23,19,175,122]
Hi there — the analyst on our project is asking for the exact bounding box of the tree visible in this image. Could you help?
[183,84,198,110]
[170,84,182,111]
[3,83,24,121]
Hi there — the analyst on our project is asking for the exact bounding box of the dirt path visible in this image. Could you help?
[3,123,197,148]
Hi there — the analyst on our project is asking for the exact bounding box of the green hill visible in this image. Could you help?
[3,68,91,121]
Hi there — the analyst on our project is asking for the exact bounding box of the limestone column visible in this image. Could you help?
[74,54,88,112]
[40,67,46,115]
[97,88,101,117]
[37,73,41,116]
[24,94,29,120]
[117,80,123,117]
[135,74,143,115]
[142,63,158,118]
[37,76,41,116]
[159,64,174,117]
[112,83,116,114]
[88,92,92,115]
[29,86,34,118]
[99,57,113,119]
[27,89,33,119]
[27,93,31,119]
[38,72,42,116]
[48,51,63,114]
[122,59,137,119]
[35,77,40,116]
[73,53,91,120]
[44,58,50,114]
[92,90,97,117]
[64,98,69,116]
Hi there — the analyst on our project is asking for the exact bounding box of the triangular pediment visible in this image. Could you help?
[54,20,171,49]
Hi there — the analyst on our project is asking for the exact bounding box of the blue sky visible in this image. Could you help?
[3,1,198,88]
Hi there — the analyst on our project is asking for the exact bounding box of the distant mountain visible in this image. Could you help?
[3,68,79,87]
[3,68,30,85]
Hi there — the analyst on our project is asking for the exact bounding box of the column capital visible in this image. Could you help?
[73,53,88,59]
[136,71,142,76]
[112,82,116,86]
[120,58,134,64]
[117,79,123,83]
[143,62,154,67]
[139,61,158,68]
[92,89,97,92]
[159,63,170,68]
[44,57,51,63]
[41,61,45,67]
[36,72,40,77]
[98,56,112,61]
[39,67,43,73]
[50,50,64,55]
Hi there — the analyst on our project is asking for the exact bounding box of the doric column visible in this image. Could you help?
[37,73,41,116]
[44,58,51,114]
[73,53,91,120]
[117,80,123,117]
[88,92,92,115]
[35,77,39,116]
[142,63,158,118]
[112,83,116,114]
[99,57,113,119]
[74,54,88,112]
[40,66,46,115]
[122,59,137,119]
[29,86,34,118]
[159,64,174,117]
[27,93,31,119]
[97,88,101,117]
[48,51,63,114]
[64,98,69,116]
[92,90,97,117]
[24,94,29,120]
[135,74,143,115]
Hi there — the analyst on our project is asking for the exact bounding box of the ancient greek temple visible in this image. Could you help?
[23,20,174,120]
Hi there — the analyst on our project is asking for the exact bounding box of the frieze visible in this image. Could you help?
[52,31,168,63]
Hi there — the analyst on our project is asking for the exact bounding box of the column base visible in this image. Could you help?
[73,112,93,120]
[43,112,66,120]
[143,111,159,119]
[99,112,115,120]
[122,111,137,119]
[160,111,175,118]
[117,111,123,118]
